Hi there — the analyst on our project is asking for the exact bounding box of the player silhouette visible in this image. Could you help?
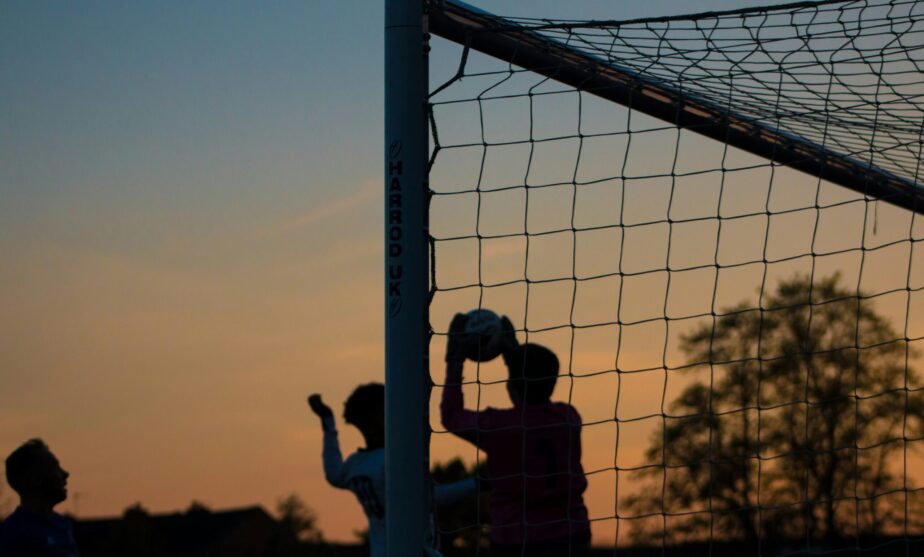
[308,383,474,557]
[441,314,591,557]
[0,439,80,557]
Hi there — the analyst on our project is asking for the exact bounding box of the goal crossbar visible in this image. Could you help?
[429,0,924,214]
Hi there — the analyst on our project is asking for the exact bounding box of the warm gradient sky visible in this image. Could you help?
[2,0,922,545]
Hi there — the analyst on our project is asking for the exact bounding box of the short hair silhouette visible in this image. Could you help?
[343,382,384,429]
[5,438,50,495]
[506,343,559,403]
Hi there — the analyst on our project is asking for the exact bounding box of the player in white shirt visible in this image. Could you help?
[308,383,474,557]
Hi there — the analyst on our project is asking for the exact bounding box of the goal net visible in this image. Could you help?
[422,0,924,554]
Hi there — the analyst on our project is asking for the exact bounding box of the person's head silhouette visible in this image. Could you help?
[1,439,80,556]
[504,343,559,405]
[343,382,385,449]
[5,438,69,515]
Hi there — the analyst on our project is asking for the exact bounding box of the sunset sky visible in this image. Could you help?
[2,0,922,545]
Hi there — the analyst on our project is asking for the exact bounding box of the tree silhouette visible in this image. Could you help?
[185,500,211,515]
[276,493,322,543]
[624,274,924,548]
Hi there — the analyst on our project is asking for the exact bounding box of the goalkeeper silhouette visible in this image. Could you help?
[441,314,591,557]
[307,383,474,557]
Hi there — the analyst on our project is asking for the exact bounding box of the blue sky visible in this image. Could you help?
[1,0,773,258]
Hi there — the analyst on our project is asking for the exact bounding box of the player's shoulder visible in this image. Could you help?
[0,508,67,550]
[343,447,385,471]
[472,405,513,429]
[551,401,583,423]
[0,507,34,534]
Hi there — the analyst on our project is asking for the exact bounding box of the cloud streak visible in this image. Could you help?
[272,179,380,234]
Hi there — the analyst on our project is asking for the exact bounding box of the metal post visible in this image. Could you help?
[385,0,430,555]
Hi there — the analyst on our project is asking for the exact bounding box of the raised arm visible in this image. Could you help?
[440,313,520,443]
[440,357,479,442]
[440,314,482,443]
[308,394,348,488]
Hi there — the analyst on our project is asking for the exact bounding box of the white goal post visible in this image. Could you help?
[384,1,430,556]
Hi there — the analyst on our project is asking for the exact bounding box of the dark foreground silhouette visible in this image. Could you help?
[71,504,368,557]
[0,438,79,556]
[70,515,924,557]
[0,479,919,556]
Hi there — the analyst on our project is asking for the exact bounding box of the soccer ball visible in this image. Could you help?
[464,309,505,362]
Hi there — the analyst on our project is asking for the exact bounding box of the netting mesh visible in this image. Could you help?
[506,0,924,184]
[426,0,924,554]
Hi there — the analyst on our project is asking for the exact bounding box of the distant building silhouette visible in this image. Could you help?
[68,504,369,557]
[75,505,285,557]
